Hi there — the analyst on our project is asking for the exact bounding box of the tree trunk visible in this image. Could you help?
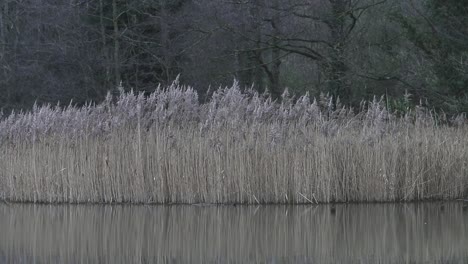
[99,0,110,85]
[0,1,5,56]
[270,43,281,98]
[326,0,350,100]
[0,0,6,103]
[236,7,254,89]
[250,0,265,92]
[236,51,254,88]
[269,0,282,99]
[160,0,171,83]
[112,0,120,87]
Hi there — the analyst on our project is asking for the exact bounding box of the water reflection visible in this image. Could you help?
[0,203,467,263]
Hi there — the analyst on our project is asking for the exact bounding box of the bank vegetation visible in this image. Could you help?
[0,81,467,204]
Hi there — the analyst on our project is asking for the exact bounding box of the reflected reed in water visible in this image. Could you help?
[0,202,467,263]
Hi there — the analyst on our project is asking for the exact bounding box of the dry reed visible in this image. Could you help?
[0,80,467,203]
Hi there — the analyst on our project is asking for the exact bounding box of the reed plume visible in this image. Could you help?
[0,80,466,204]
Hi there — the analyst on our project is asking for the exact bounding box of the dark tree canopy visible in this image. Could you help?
[0,0,467,114]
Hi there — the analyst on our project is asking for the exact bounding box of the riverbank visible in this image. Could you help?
[0,82,467,204]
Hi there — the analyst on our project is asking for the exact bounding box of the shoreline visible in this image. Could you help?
[1,199,467,206]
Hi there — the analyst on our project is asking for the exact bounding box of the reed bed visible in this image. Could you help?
[0,80,467,203]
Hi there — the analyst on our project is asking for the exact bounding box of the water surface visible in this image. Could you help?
[0,202,467,263]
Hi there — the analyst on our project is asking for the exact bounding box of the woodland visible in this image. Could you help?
[0,0,467,114]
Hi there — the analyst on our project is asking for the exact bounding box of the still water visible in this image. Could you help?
[0,202,467,263]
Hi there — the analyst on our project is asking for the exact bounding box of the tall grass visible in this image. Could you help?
[0,80,467,203]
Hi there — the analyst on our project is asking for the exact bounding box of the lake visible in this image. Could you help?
[0,202,467,263]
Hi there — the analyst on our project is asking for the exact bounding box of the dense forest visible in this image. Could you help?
[0,0,467,114]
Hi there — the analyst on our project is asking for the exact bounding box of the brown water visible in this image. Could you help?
[0,202,467,263]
